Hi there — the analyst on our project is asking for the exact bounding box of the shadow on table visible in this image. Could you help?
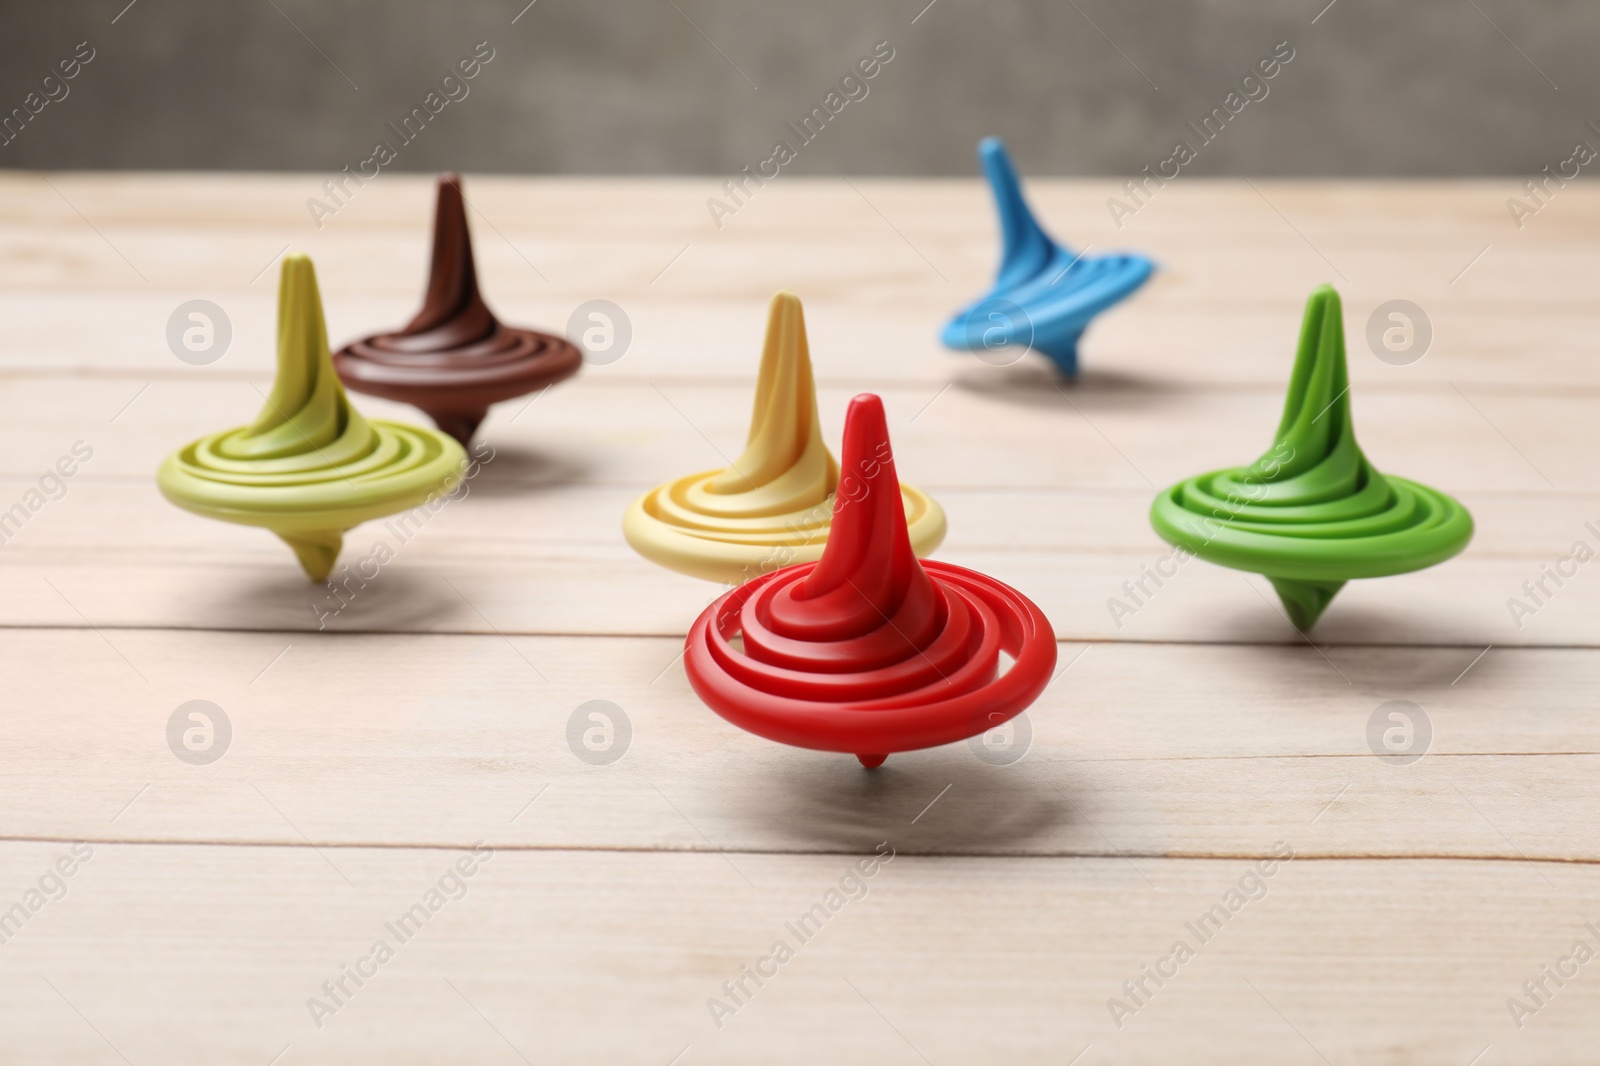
[216,563,469,634]
[722,747,1086,854]
[466,443,593,497]
[951,359,1184,413]
[1198,597,1497,664]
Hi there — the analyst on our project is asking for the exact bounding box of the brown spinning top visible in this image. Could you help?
[333,173,581,445]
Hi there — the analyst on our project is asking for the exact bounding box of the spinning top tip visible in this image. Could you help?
[278,531,344,584]
[1268,577,1346,632]
[977,135,1009,169]
[428,409,487,449]
[856,754,887,770]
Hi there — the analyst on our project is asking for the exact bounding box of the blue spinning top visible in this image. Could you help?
[942,137,1155,376]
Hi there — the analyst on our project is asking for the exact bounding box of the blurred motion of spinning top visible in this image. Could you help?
[684,393,1057,768]
[1150,285,1473,630]
[624,291,945,584]
[158,254,467,582]
[333,172,581,446]
[941,137,1154,376]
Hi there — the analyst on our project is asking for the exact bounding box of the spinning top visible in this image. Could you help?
[684,393,1057,767]
[1150,285,1473,630]
[624,291,945,584]
[942,137,1154,376]
[158,254,467,582]
[333,172,581,446]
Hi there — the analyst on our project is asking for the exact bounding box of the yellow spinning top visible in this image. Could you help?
[158,254,467,582]
[624,291,946,583]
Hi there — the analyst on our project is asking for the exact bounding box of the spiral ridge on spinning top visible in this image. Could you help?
[1150,285,1473,630]
[158,255,467,582]
[941,137,1154,376]
[624,291,945,584]
[334,172,581,445]
[684,393,1057,767]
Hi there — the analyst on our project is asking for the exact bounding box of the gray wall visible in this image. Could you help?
[0,0,1595,176]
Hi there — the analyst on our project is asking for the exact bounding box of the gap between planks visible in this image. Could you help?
[0,624,1564,652]
[0,834,1594,867]
[8,366,1600,399]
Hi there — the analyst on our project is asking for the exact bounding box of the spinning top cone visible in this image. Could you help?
[941,137,1154,376]
[158,254,468,582]
[684,394,1057,767]
[1150,285,1473,630]
[624,291,946,584]
[333,172,581,446]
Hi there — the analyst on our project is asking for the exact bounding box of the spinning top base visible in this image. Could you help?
[426,407,488,449]
[278,530,345,584]
[856,754,887,770]
[1268,576,1346,631]
[944,319,1085,376]
[1036,328,1084,377]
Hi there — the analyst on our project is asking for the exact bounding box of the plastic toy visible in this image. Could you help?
[684,393,1057,767]
[1150,285,1473,630]
[158,254,467,582]
[334,172,581,446]
[624,291,945,584]
[942,137,1154,375]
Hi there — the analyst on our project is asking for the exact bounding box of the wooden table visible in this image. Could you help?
[2,171,1597,1064]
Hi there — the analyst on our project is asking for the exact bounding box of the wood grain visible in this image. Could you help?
[0,843,1594,1065]
[2,630,1595,863]
[2,172,1597,1063]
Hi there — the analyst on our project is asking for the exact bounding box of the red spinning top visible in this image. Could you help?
[684,393,1057,767]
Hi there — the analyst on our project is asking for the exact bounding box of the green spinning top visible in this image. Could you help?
[1150,285,1473,630]
[158,254,467,582]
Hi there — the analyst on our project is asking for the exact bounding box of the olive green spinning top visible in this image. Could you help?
[1150,285,1472,630]
[158,254,467,582]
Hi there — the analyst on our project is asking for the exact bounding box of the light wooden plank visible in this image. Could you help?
[4,172,1599,1063]
[2,630,1594,861]
[0,481,1594,644]
[4,177,1597,307]
[5,480,1590,560]
[0,177,1596,306]
[0,376,1586,493]
[7,173,1596,247]
[10,289,1600,393]
[0,842,1592,1064]
[0,373,1590,642]
[3,546,1587,645]
[6,175,1598,399]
